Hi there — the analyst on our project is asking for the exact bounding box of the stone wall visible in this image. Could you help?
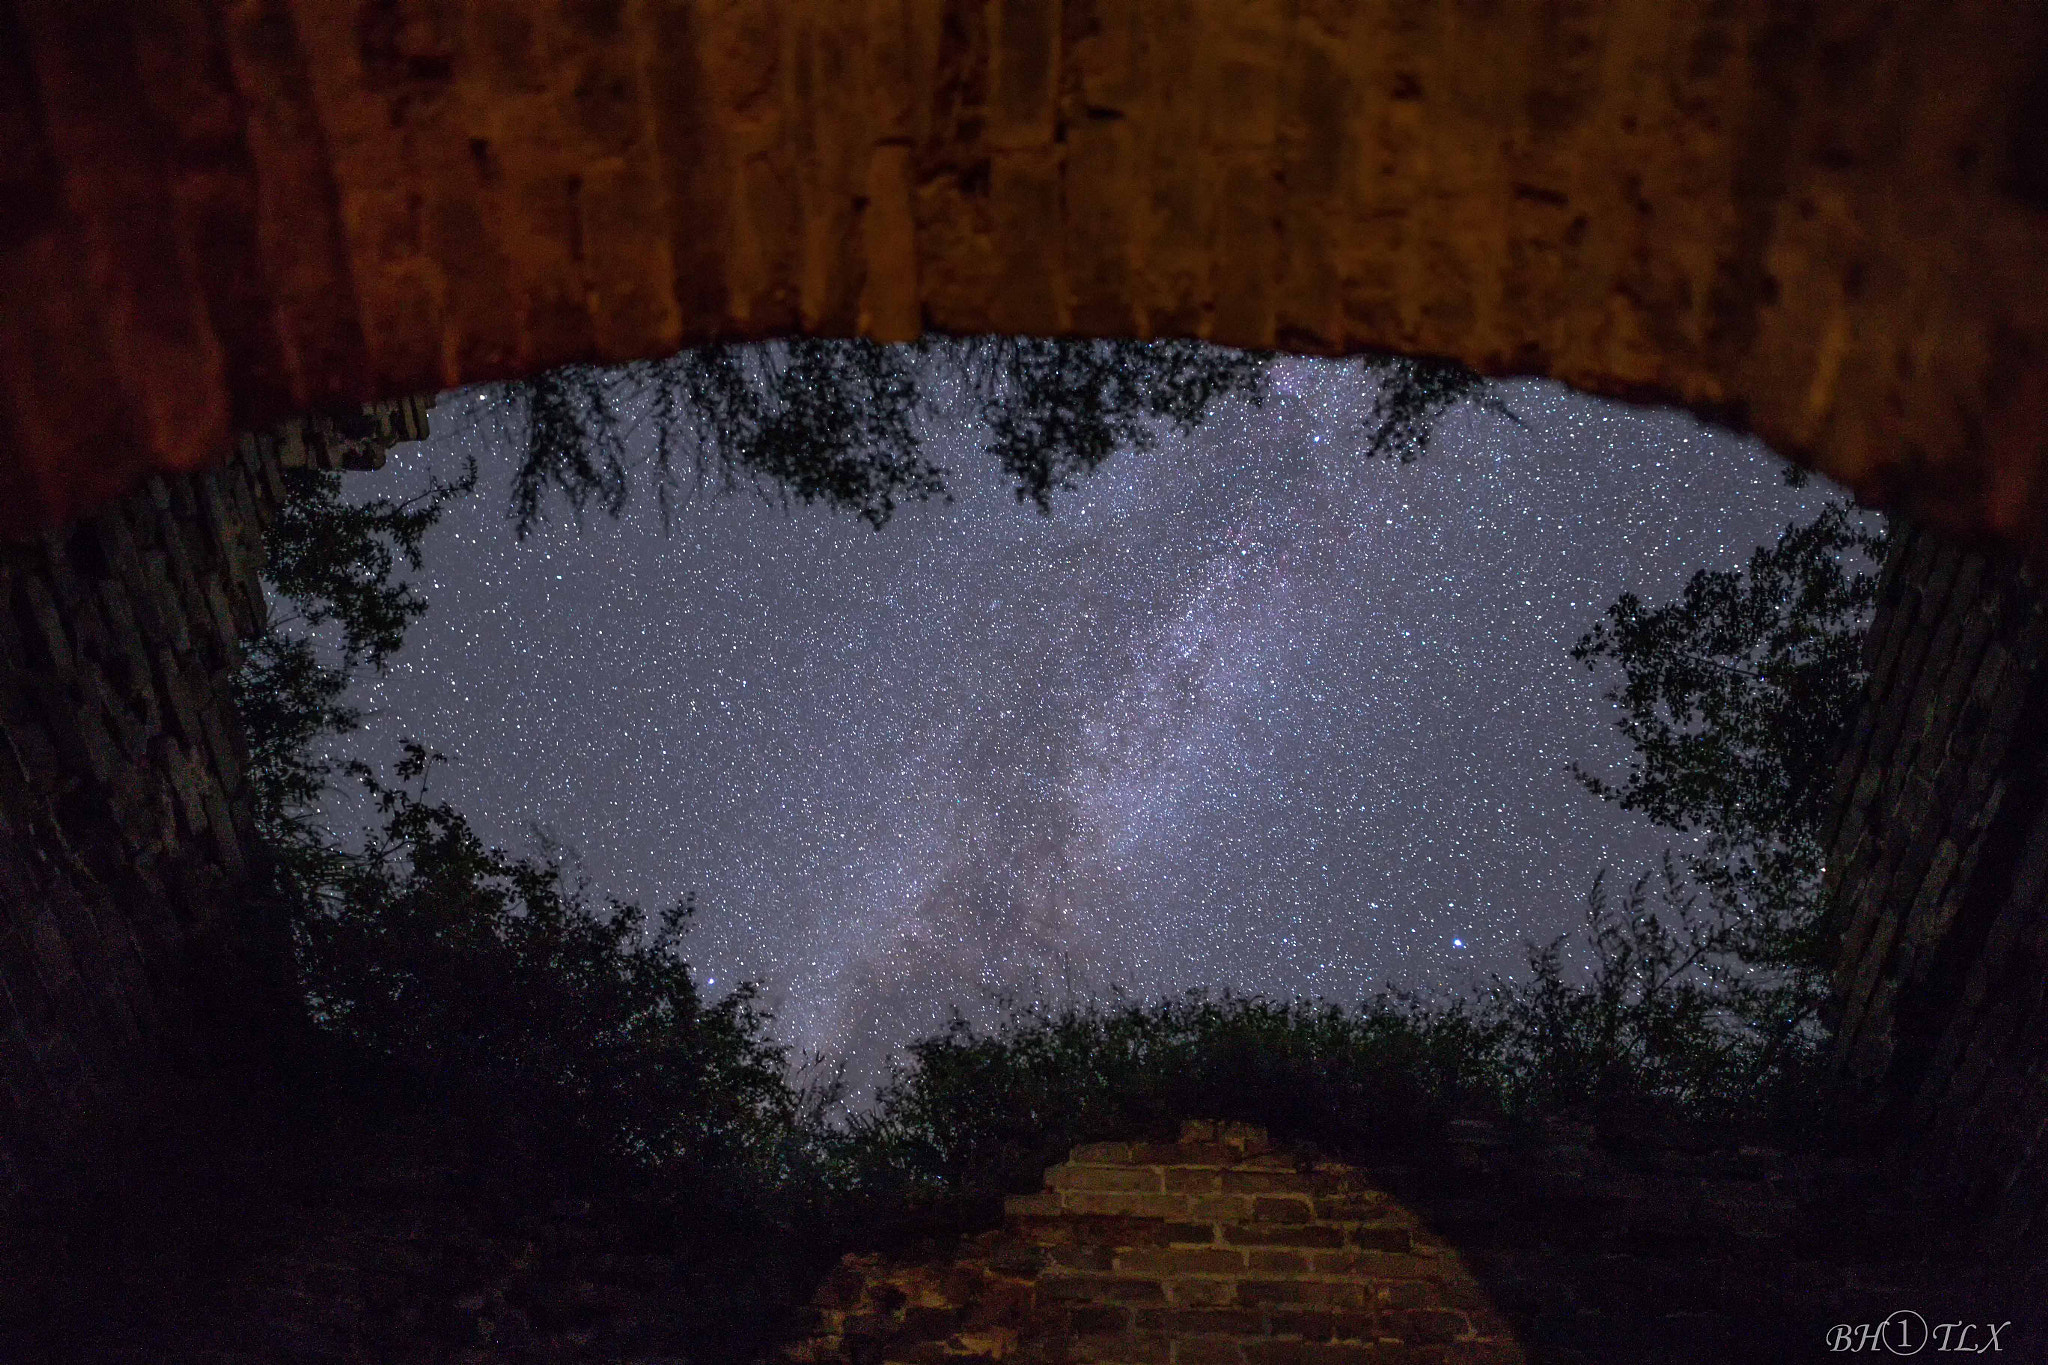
[0,396,427,1210]
[1823,520,2048,1247]
[3,2,2046,556]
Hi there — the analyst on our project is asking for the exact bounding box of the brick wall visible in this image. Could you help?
[0,397,427,1210]
[785,1118,2041,1363]
[1823,520,2048,1247]
[4,2,2047,556]
[786,1120,1525,1365]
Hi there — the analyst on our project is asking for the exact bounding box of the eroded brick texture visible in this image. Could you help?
[0,397,427,1210]
[2,2,2046,555]
[785,1119,2043,1364]
[1823,520,2048,1248]
[785,1120,1527,1365]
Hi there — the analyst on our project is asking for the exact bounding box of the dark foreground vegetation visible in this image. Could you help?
[85,338,1888,1362]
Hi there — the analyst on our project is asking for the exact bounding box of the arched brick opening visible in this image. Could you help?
[3,0,2048,1315]
[3,1,2046,554]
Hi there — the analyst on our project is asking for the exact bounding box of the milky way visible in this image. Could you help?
[325,356,1843,1095]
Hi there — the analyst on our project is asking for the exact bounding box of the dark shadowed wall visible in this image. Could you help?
[1824,525,2048,1248]
[0,401,423,1210]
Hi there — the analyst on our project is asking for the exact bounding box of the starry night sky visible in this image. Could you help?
[323,355,1840,1093]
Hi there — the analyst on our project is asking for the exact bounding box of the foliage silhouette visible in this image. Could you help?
[1569,493,1889,1052]
[498,337,1513,538]
[830,853,1833,1235]
[1355,352,1525,462]
[219,343,1870,1360]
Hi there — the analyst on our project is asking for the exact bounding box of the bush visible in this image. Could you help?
[283,745,826,1207]
[828,989,1501,1232]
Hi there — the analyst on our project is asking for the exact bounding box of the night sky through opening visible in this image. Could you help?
[324,355,1846,1096]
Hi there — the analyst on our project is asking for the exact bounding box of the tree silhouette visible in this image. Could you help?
[499,337,1516,539]
[1570,494,1890,991]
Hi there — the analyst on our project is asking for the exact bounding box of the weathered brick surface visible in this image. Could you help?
[0,397,427,1212]
[785,1121,1528,1365]
[2,2,2047,559]
[787,1118,2047,1362]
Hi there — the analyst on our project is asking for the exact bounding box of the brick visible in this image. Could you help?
[1241,1343,1307,1365]
[1377,1281,1443,1310]
[1070,1304,1132,1334]
[1222,1224,1344,1248]
[1047,1243,1117,1272]
[1163,1222,1218,1245]
[1313,1194,1386,1220]
[1299,1346,1380,1365]
[1222,1170,1308,1194]
[1064,1192,1192,1219]
[988,1244,1049,1277]
[1191,1195,1254,1222]
[1308,1251,1445,1278]
[1006,1191,1064,1218]
[1235,1152,1297,1170]
[1165,1307,1265,1335]
[1173,1340,1247,1365]
[1267,1308,1337,1342]
[1167,1278,1238,1307]
[1252,1197,1313,1223]
[1123,1334,1175,1365]
[1054,1164,1165,1193]
[1214,1122,1272,1154]
[1072,1142,1136,1164]
[1165,1165,1224,1192]
[1381,1309,1467,1345]
[1349,1224,1413,1252]
[1239,1280,1367,1310]
[1039,1275,1166,1305]
[1273,1308,1383,1344]
[1246,1250,1309,1275]
[1115,1247,1245,1276]
[1076,1332,1172,1365]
